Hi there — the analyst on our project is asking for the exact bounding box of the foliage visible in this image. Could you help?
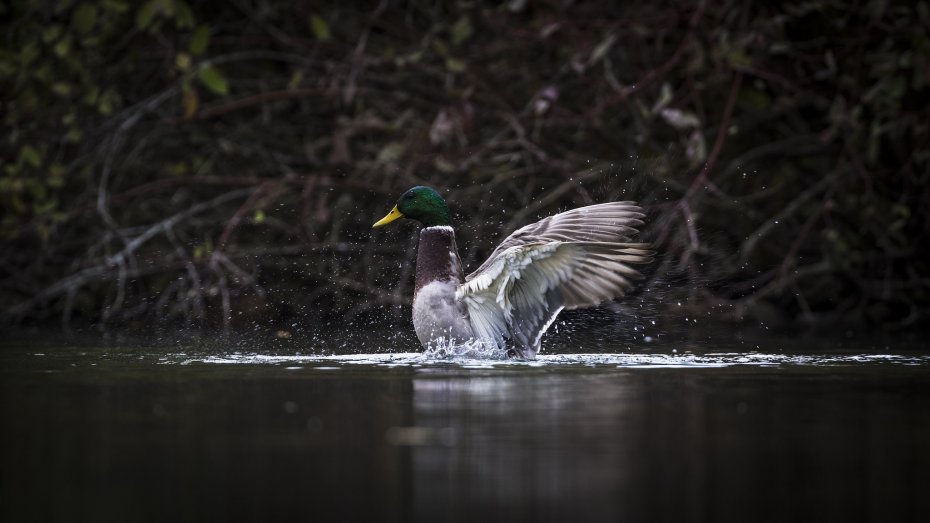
[1,0,928,330]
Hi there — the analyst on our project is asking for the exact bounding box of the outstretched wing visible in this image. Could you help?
[456,241,652,356]
[466,201,645,281]
[457,201,651,356]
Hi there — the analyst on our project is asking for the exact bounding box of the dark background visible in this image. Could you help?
[2,0,928,333]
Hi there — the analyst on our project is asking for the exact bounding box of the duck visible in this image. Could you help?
[372,186,652,359]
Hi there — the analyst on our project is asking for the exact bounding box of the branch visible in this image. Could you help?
[586,1,706,119]
[174,88,324,123]
[5,188,255,318]
[739,174,835,263]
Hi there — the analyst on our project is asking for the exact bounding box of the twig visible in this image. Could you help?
[213,180,277,258]
[682,71,744,202]
[174,88,324,123]
[343,0,388,104]
[5,188,255,318]
[586,1,706,119]
[739,173,835,263]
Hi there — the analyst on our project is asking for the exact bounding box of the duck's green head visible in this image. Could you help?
[373,186,452,228]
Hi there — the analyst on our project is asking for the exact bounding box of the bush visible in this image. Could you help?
[1,0,928,330]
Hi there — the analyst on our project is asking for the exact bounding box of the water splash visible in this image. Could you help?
[420,337,508,360]
[174,351,930,368]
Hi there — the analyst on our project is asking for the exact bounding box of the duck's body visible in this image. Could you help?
[410,225,474,347]
[374,187,651,359]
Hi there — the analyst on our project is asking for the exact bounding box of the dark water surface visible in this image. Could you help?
[2,330,929,522]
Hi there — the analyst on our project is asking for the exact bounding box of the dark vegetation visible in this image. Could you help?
[2,0,928,332]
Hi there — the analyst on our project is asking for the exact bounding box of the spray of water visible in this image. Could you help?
[420,337,509,360]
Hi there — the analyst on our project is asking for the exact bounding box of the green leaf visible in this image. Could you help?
[97,89,121,115]
[168,162,189,176]
[34,198,58,216]
[66,128,83,143]
[20,146,41,168]
[432,39,449,57]
[182,85,199,118]
[136,0,159,30]
[0,60,13,79]
[451,16,472,46]
[376,142,405,163]
[589,34,616,64]
[173,0,195,29]
[101,0,130,13]
[310,15,330,41]
[189,25,210,56]
[55,0,75,15]
[287,70,304,90]
[726,47,752,68]
[53,35,72,58]
[48,163,66,188]
[83,86,100,106]
[739,87,771,109]
[42,25,62,44]
[29,181,48,202]
[175,51,191,71]
[887,75,906,99]
[51,82,72,97]
[445,57,466,73]
[72,4,98,34]
[21,42,39,66]
[198,65,228,95]
[434,156,456,173]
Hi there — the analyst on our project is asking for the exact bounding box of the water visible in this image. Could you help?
[2,328,929,522]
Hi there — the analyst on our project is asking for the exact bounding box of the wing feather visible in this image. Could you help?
[466,202,646,281]
[457,201,652,357]
[457,241,652,357]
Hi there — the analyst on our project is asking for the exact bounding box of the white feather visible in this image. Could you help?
[405,201,653,359]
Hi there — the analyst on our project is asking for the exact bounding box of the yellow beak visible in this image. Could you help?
[373,205,404,228]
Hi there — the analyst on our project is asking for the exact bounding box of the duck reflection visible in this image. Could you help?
[394,368,929,522]
[396,370,650,521]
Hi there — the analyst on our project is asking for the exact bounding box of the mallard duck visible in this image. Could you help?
[373,186,651,359]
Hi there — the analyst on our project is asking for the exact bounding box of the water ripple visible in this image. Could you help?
[175,352,930,368]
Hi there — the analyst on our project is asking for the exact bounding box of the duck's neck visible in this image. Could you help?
[415,226,464,293]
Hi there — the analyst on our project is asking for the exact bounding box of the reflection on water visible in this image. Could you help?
[2,335,930,522]
[405,368,930,522]
[409,372,640,521]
